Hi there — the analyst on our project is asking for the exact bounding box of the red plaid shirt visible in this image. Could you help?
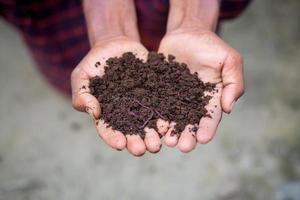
[0,0,251,95]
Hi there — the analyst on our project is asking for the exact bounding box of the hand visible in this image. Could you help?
[158,28,245,152]
[71,37,168,156]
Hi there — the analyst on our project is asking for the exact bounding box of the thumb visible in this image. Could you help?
[71,67,101,119]
[221,51,245,113]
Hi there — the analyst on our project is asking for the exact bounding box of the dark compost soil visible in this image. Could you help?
[89,52,216,139]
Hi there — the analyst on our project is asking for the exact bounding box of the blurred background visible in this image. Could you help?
[0,0,300,200]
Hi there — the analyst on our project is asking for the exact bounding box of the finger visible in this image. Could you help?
[71,67,101,119]
[126,134,146,157]
[156,119,169,136]
[177,125,197,153]
[197,85,222,144]
[164,122,178,147]
[81,41,149,77]
[144,127,162,153]
[95,120,127,150]
[221,52,245,113]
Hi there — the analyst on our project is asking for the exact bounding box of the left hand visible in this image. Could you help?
[158,28,245,153]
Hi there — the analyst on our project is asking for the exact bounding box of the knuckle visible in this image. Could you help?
[238,76,246,97]
[72,97,81,110]
[232,52,243,66]
[234,52,243,63]
[227,52,243,69]
[72,93,88,111]
[239,83,246,97]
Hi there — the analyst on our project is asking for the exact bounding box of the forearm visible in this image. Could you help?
[167,0,220,32]
[83,0,139,46]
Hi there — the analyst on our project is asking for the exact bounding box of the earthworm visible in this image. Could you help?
[139,109,154,129]
[154,110,167,120]
[128,111,138,117]
[132,98,151,110]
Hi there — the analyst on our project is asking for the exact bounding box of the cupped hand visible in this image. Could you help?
[71,37,167,156]
[158,28,245,153]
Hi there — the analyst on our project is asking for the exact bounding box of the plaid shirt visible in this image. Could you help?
[0,0,251,95]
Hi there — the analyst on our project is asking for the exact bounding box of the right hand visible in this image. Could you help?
[71,37,168,156]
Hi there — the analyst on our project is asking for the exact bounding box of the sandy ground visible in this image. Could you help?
[0,1,300,200]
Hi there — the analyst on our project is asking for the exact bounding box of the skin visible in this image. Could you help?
[71,0,244,156]
[159,0,244,153]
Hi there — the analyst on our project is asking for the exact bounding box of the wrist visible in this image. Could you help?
[92,35,137,48]
[83,0,139,47]
[167,0,220,33]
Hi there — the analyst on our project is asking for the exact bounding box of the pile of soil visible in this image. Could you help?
[89,52,215,139]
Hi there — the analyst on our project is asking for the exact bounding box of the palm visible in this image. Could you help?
[79,38,148,78]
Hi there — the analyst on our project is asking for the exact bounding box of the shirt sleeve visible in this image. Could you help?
[219,0,252,20]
